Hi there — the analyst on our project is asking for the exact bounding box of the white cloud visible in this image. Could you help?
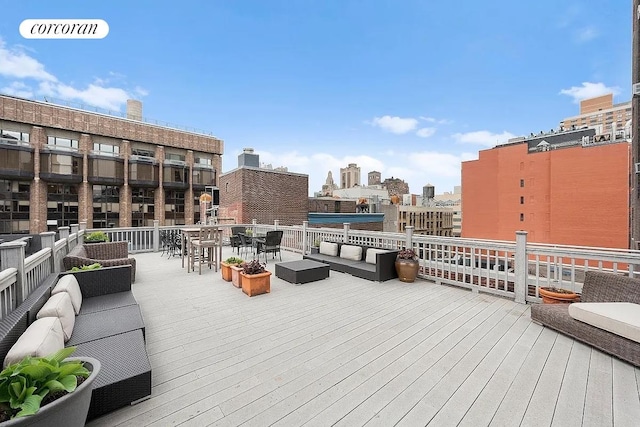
[0,39,56,81]
[559,82,620,103]
[1,81,34,98]
[575,26,598,43]
[416,127,436,138]
[370,115,418,134]
[135,86,149,97]
[39,81,129,111]
[419,116,452,125]
[452,130,516,147]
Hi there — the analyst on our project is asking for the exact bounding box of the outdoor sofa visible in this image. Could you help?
[0,265,151,421]
[63,241,137,282]
[304,241,398,282]
[531,270,640,367]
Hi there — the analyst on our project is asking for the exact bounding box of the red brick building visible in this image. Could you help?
[462,128,630,248]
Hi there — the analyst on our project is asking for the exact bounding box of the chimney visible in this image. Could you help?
[126,99,143,121]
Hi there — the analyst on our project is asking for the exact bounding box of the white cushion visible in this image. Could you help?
[37,293,75,342]
[4,317,64,367]
[568,302,640,344]
[340,245,363,261]
[365,248,388,265]
[319,242,339,256]
[51,274,82,315]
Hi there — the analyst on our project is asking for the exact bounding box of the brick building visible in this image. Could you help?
[382,177,410,196]
[219,151,308,226]
[0,94,223,233]
[308,197,356,214]
[380,204,454,235]
[461,128,630,248]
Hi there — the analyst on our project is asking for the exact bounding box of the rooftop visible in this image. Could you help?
[88,249,640,426]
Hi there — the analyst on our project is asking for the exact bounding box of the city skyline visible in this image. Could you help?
[0,1,631,195]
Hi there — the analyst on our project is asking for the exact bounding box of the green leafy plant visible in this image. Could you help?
[70,262,102,272]
[83,231,109,243]
[245,229,253,236]
[0,347,90,420]
[241,259,266,275]
[224,257,244,265]
[313,239,321,247]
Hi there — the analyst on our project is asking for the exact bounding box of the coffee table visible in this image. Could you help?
[275,260,330,284]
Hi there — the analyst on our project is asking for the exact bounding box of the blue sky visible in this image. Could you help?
[0,1,631,196]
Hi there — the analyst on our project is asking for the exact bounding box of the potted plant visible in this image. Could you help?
[83,231,109,244]
[538,286,580,304]
[70,262,102,272]
[0,347,100,427]
[395,249,419,283]
[240,259,271,297]
[311,239,321,254]
[221,257,243,283]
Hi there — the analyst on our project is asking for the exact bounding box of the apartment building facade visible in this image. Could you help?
[380,204,454,236]
[0,95,223,233]
[461,128,630,248]
[560,94,631,136]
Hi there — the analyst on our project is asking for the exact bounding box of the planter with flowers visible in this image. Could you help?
[240,260,271,297]
[538,286,580,304]
[395,249,419,283]
[221,257,243,283]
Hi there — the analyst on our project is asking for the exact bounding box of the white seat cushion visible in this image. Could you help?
[340,245,363,261]
[51,274,82,315]
[4,317,64,367]
[568,302,640,344]
[37,292,76,342]
[319,242,339,257]
[365,249,388,265]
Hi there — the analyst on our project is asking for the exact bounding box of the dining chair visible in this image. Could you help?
[255,230,283,264]
[190,226,221,274]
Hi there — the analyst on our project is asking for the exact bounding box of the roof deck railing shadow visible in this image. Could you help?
[1,220,640,321]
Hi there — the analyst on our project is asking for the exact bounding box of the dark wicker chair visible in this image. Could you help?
[255,230,283,264]
[531,271,640,367]
[230,226,246,254]
[63,241,137,282]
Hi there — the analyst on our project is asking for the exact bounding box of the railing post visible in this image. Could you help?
[343,223,350,243]
[514,231,528,304]
[252,219,257,236]
[40,231,58,273]
[59,226,70,251]
[153,220,160,252]
[79,221,87,231]
[405,226,414,249]
[70,224,79,235]
[302,221,308,254]
[274,220,279,230]
[0,241,26,304]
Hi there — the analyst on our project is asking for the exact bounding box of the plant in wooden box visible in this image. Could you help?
[395,249,419,283]
[221,257,243,283]
[311,239,321,254]
[0,347,100,427]
[538,286,580,304]
[240,259,271,297]
[83,231,109,244]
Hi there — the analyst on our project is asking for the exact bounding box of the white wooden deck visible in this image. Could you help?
[87,249,640,427]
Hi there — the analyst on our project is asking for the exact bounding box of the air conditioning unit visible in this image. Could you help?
[635,163,640,174]
[633,82,640,96]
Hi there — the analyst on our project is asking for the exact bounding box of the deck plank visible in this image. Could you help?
[84,251,640,427]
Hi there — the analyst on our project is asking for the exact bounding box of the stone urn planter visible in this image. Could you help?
[395,249,419,283]
[1,356,100,427]
[538,286,580,304]
[240,260,271,297]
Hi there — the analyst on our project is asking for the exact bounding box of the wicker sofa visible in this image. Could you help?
[0,265,151,421]
[531,270,640,367]
[64,241,136,282]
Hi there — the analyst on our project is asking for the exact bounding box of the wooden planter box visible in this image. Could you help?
[240,271,272,297]
[220,262,233,282]
[230,265,243,288]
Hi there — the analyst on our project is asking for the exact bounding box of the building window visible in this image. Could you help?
[335,201,341,213]
[132,148,154,157]
[520,213,524,221]
[0,128,30,144]
[47,136,78,150]
[92,185,120,228]
[0,180,30,233]
[93,142,120,156]
[520,196,524,204]
[520,179,524,188]
[46,183,79,228]
[131,188,155,227]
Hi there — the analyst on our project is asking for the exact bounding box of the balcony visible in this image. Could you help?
[0,144,34,180]
[192,166,216,190]
[129,157,159,188]
[162,163,189,190]
[39,150,83,183]
[88,154,125,185]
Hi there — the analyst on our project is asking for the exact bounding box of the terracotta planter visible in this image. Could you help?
[220,262,233,282]
[240,271,271,296]
[395,259,419,283]
[539,286,580,304]
[230,265,243,288]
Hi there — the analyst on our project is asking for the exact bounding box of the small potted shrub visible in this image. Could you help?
[83,231,109,244]
[70,263,102,272]
[0,347,100,426]
[240,259,271,297]
[221,257,243,284]
[538,286,580,304]
[395,249,419,283]
[311,239,321,254]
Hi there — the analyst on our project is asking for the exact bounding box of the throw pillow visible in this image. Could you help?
[319,242,339,256]
[37,292,75,342]
[3,317,64,368]
[365,248,388,264]
[51,274,82,315]
[340,245,363,261]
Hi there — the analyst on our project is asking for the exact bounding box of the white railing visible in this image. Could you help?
[23,248,52,297]
[0,268,17,319]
